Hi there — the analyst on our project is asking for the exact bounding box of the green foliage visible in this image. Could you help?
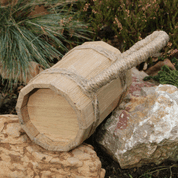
[171,57,178,69]
[0,0,90,88]
[158,56,165,61]
[144,57,178,87]
[157,65,178,86]
[77,0,178,51]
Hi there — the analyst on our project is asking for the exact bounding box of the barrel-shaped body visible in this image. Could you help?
[16,41,132,151]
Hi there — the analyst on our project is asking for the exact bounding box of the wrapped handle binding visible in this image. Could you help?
[85,31,169,93]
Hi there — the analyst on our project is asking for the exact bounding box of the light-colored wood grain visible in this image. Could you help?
[16,41,132,151]
[27,88,79,142]
[21,120,39,140]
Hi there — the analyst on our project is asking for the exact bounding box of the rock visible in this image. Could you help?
[128,67,157,97]
[96,68,178,169]
[145,58,176,76]
[169,49,178,59]
[0,115,105,178]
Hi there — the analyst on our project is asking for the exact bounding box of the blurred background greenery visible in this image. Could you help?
[76,0,178,51]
